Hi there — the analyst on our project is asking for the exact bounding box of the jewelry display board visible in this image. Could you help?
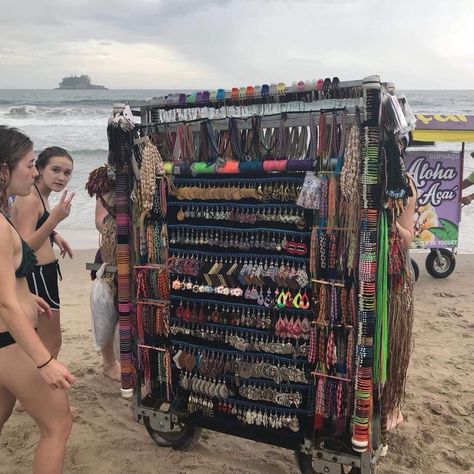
[108,75,416,473]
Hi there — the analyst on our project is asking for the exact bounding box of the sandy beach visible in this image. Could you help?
[0,249,473,474]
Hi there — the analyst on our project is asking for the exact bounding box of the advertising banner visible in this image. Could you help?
[405,151,462,249]
[413,114,474,142]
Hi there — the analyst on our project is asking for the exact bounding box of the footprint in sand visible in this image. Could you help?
[421,429,435,444]
[437,308,464,318]
[441,450,472,470]
[433,292,458,298]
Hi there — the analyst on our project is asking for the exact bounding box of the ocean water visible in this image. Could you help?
[1,89,474,252]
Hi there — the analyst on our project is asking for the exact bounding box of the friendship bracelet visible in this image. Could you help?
[37,356,53,369]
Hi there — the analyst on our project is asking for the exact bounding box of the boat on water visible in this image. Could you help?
[56,75,107,90]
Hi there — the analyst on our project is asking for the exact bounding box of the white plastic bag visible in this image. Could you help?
[90,263,117,350]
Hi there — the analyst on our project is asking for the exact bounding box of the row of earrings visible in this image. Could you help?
[171,346,308,384]
[170,321,308,357]
[170,254,310,289]
[171,278,311,311]
[219,402,301,432]
[175,204,307,229]
[173,301,272,329]
[169,227,308,255]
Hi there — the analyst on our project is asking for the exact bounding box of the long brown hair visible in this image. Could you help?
[0,126,33,213]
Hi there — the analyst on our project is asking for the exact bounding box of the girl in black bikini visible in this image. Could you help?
[0,126,75,474]
[12,147,74,366]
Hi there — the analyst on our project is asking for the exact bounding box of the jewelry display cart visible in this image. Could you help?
[108,76,414,474]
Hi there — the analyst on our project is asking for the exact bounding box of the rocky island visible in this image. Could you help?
[56,75,107,90]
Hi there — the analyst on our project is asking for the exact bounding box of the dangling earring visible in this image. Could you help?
[177,207,185,221]
[292,290,302,309]
[276,289,286,308]
[300,292,310,310]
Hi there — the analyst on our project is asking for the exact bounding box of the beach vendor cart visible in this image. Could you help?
[406,113,474,278]
[102,75,416,474]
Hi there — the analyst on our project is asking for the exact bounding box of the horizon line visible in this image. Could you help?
[1,88,474,92]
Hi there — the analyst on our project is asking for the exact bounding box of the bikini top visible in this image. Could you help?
[2,214,38,278]
[34,184,50,230]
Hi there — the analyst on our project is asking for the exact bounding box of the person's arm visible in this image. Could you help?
[0,219,76,389]
[95,197,108,234]
[12,191,74,251]
[396,179,417,248]
[52,232,73,259]
[0,219,51,364]
[462,192,474,205]
[462,170,474,190]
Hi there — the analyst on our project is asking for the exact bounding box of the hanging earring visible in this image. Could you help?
[284,290,293,308]
[276,289,286,309]
[264,288,273,308]
[177,207,185,221]
[257,288,265,306]
[300,292,310,310]
[172,276,181,290]
[176,301,184,319]
[183,303,191,322]
[292,290,302,309]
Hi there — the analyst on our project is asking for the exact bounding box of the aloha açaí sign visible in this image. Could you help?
[405,151,461,249]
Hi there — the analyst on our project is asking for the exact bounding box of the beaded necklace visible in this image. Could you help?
[275,114,288,160]
[317,286,327,323]
[136,303,145,343]
[328,232,338,279]
[335,381,344,435]
[329,285,339,325]
[308,326,317,364]
[309,226,318,276]
[308,113,318,161]
[327,176,338,229]
[325,330,335,369]
[313,377,326,431]
[317,113,328,162]
[142,347,151,394]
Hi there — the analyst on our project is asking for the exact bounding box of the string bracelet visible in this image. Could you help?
[37,356,53,369]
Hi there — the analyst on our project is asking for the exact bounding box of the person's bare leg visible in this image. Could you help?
[0,344,72,474]
[101,332,120,381]
[16,309,62,412]
[0,385,16,435]
[386,407,404,430]
[37,309,62,358]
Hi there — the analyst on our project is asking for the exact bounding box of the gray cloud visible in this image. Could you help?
[0,0,473,88]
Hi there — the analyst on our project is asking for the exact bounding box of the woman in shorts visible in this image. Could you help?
[12,146,74,360]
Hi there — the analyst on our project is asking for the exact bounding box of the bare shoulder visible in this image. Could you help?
[11,190,41,229]
[13,190,40,211]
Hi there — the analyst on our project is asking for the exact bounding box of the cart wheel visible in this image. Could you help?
[425,249,456,278]
[295,452,362,474]
[142,396,201,450]
[410,259,419,282]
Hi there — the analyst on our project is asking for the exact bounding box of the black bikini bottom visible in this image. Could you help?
[0,331,15,349]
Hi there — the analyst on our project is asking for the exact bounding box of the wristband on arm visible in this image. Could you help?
[37,356,53,369]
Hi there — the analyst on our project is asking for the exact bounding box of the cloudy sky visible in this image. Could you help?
[0,0,473,89]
